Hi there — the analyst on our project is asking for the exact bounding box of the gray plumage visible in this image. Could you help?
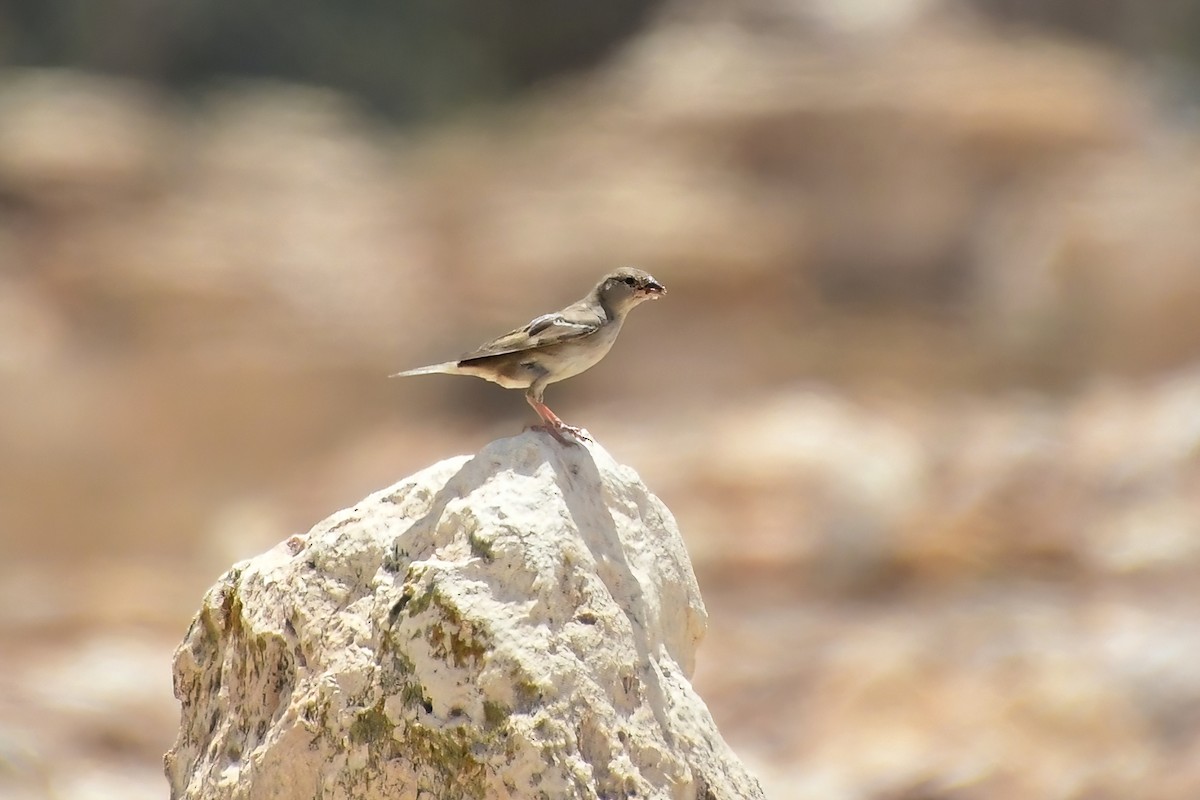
[391,266,666,442]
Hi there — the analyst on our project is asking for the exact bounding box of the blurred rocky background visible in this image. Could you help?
[2,0,1200,798]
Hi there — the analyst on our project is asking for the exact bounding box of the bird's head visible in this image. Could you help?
[595,267,666,315]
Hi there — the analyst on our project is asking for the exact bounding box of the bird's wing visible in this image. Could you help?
[458,303,604,362]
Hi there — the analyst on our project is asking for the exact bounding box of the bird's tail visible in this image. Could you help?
[388,361,462,378]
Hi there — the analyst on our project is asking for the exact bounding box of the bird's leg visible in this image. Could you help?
[525,391,590,444]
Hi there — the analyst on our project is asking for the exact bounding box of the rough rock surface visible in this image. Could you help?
[164,432,763,800]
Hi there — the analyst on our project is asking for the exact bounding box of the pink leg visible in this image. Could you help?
[525,394,590,444]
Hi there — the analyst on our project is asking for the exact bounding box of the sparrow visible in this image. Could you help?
[391,267,666,443]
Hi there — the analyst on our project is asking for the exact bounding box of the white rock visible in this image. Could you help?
[164,432,764,800]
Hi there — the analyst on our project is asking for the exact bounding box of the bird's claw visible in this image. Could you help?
[530,423,591,445]
[558,423,591,442]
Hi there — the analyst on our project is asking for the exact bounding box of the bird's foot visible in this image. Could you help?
[526,395,591,444]
[529,422,591,445]
[556,422,591,443]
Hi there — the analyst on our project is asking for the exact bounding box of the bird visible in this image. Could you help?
[391,266,666,443]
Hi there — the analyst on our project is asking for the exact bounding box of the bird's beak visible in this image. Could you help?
[640,279,666,299]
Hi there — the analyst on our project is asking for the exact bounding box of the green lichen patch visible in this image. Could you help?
[483,700,510,730]
[402,680,433,713]
[405,581,436,619]
[401,577,492,669]
[340,706,498,799]
[404,721,490,799]
[349,701,393,747]
[219,585,245,636]
[468,531,496,563]
[427,619,488,669]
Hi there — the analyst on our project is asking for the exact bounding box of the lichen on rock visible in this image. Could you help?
[165,431,764,799]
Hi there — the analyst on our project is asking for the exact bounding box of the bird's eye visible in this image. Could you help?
[622,276,636,286]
